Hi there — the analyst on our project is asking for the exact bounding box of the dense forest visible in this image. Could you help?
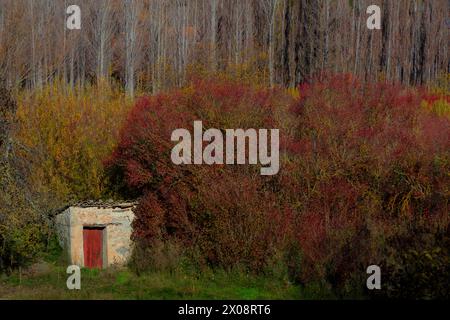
[0,0,448,95]
[0,0,449,299]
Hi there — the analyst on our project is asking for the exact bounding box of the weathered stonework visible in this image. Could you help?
[55,202,135,268]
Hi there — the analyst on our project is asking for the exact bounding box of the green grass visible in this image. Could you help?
[0,262,319,300]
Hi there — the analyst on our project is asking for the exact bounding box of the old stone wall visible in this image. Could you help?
[55,209,71,261]
[55,206,134,267]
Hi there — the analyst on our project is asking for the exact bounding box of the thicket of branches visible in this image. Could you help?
[0,80,132,272]
[0,0,449,297]
[0,83,49,271]
[107,75,450,298]
[0,0,448,96]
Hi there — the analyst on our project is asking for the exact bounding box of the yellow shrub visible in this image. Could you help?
[15,81,132,203]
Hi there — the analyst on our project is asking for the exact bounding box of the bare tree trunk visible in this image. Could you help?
[210,0,218,71]
[268,0,278,87]
[124,0,139,97]
[97,0,113,84]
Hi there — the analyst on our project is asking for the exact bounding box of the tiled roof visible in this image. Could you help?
[72,199,137,209]
[56,199,137,215]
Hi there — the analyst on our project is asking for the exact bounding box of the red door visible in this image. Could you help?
[83,227,103,268]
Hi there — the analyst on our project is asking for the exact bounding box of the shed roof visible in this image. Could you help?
[56,200,137,215]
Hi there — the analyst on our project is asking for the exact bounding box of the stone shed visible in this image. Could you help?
[55,200,136,268]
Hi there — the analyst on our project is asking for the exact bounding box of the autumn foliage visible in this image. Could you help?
[15,81,133,205]
[106,78,289,271]
[1,81,136,271]
[4,72,448,297]
[107,75,449,297]
[284,74,450,294]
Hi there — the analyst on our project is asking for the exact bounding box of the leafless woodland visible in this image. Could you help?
[0,0,448,96]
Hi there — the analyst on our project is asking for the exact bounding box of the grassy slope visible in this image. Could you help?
[0,263,330,300]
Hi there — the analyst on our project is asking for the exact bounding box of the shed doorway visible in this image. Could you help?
[83,227,105,268]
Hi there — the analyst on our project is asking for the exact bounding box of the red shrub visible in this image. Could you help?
[106,77,288,270]
[106,74,449,294]
[284,74,450,285]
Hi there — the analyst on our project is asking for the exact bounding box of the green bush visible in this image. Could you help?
[0,84,49,273]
